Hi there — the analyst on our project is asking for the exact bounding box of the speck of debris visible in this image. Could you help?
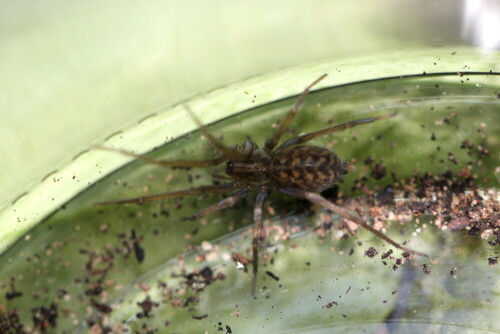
[5,278,22,300]
[136,296,159,318]
[132,232,145,263]
[376,186,395,205]
[91,299,113,314]
[448,152,458,165]
[31,302,58,331]
[450,267,457,275]
[449,217,470,231]
[365,247,378,258]
[488,257,498,267]
[381,249,393,259]
[323,301,338,309]
[192,314,208,320]
[421,264,431,275]
[232,253,251,272]
[265,271,280,281]
[364,156,374,165]
[370,163,387,180]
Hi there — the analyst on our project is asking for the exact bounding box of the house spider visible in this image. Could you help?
[97,74,427,295]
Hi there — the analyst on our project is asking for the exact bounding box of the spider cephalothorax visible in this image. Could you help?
[97,74,427,295]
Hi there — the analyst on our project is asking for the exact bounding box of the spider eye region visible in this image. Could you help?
[226,161,235,175]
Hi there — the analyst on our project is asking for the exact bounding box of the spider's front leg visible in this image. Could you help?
[264,74,327,152]
[94,183,238,205]
[94,146,227,168]
[252,190,268,296]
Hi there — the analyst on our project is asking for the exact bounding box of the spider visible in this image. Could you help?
[96,74,427,295]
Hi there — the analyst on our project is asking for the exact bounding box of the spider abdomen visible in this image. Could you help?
[271,145,349,192]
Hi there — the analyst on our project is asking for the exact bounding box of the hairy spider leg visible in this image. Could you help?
[279,188,428,258]
[94,104,248,169]
[212,170,233,180]
[95,146,227,168]
[95,182,237,206]
[184,188,249,221]
[184,105,247,160]
[264,74,328,153]
[252,190,268,296]
[275,112,398,152]
[209,164,232,180]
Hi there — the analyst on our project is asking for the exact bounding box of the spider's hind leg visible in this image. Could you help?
[305,191,427,257]
[278,188,428,258]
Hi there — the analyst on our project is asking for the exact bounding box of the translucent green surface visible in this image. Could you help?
[1,1,498,332]
[2,47,499,255]
[1,70,498,333]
